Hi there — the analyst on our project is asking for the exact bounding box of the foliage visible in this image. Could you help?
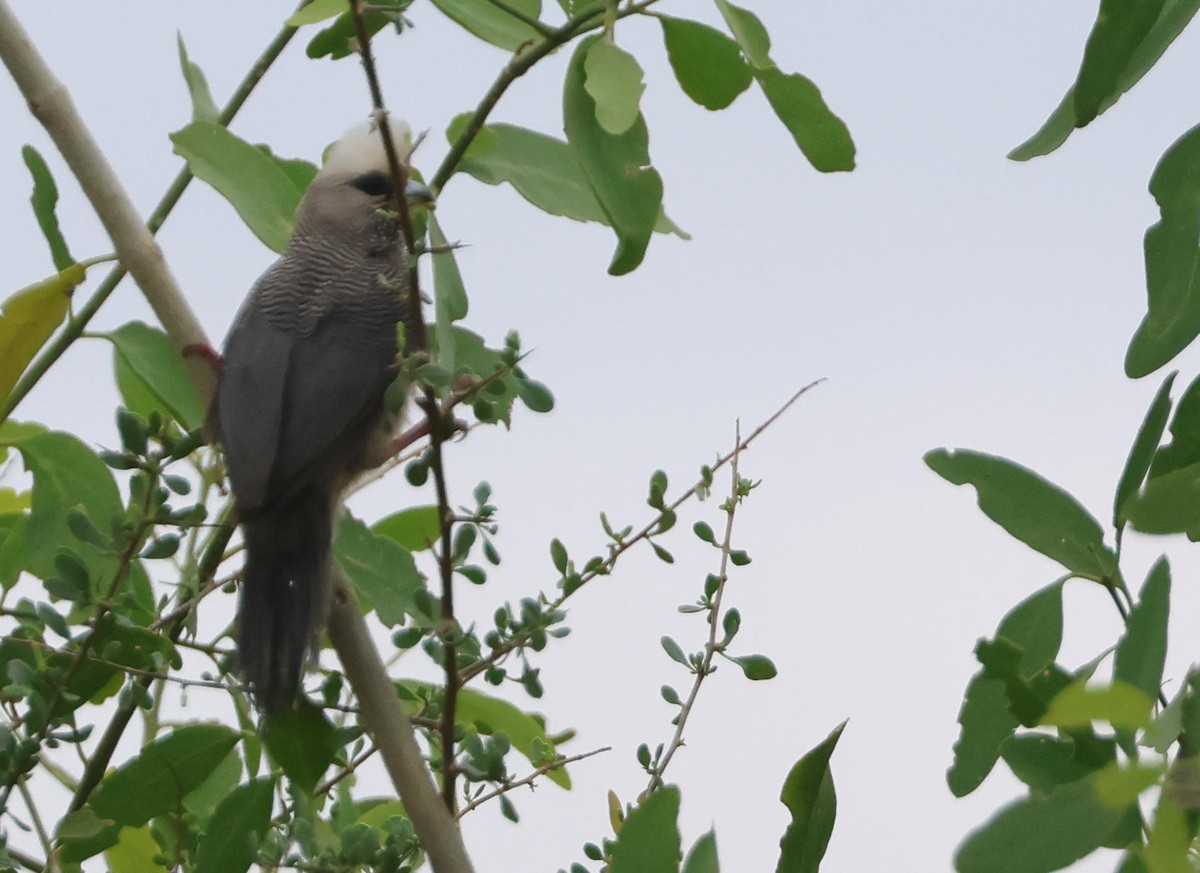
[929,2,1200,869]
[0,2,848,872]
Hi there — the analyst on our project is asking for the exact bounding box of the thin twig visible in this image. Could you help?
[645,423,743,795]
[456,746,611,817]
[460,380,824,684]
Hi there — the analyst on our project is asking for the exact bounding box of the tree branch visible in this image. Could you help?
[456,746,611,818]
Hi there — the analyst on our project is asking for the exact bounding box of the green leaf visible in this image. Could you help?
[1142,792,1192,873]
[948,582,1064,796]
[176,34,219,123]
[683,829,720,873]
[170,121,305,252]
[334,512,433,627]
[1114,558,1170,701]
[711,0,853,172]
[661,636,688,666]
[429,214,468,374]
[564,35,664,275]
[658,15,752,111]
[584,40,646,135]
[954,764,1135,873]
[90,725,239,828]
[1042,681,1155,731]
[1125,462,1200,535]
[104,825,162,873]
[446,112,498,160]
[731,653,777,681]
[610,786,681,873]
[0,424,123,587]
[371,505,442,552]
[22,145,74,270]
[1127,122,1200,377]
[1115,373,1175,526]
[776,720,845,873]
[1075,0,1168,126]
[305,3,402,59]
[286,0,347,26]
[434,327,521,425]
[428,0,544,53]
[1000,733,1102,795]
[713,0,772,68]
[194,778,275,873]
[456,686,571,787]
[107,321,205,430]
[456,123,684,236]
[0,267,84,408]
[924,448,1116,579]
[1010,0,1200,160]
[264,700,340,793]
[517,378,554,413]
[755,69,856,173]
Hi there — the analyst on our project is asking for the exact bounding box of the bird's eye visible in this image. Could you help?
[350,171,392,197]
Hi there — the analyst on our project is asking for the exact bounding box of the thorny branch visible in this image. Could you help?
[456,746,612,818]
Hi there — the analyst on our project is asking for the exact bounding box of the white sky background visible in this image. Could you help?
[3,1,1200,871]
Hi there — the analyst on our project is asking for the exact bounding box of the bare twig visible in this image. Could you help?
[460,380,824,684]
[456,746,611,818]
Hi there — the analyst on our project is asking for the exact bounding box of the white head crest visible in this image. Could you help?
[322,117,414,177]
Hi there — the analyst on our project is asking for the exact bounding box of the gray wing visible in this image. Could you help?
[218,277,399,515]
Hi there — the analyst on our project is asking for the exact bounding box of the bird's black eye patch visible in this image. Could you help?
[350,171,393,197]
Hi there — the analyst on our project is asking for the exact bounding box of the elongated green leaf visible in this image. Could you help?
[1115,373,1175,526]
[1042,681,1154,731]
[1149,372,1200,476]
[925,448,1116,578]
[564,36,663,275]
[1114,558,1170,700]
[287,0,346,26]
[1075,0,1167,127]
[170,121,304,252]
[177,35,219,123]
[0,266,84,407]
[455,687,570,788]
[194,778,275,873]
[712,0,854,172]
[429,214,467,375]
[948,582,1064,796]
[22,145,74,270]
[713,0,771,68]
[683,829,720,873]
[776,721,845,873]
[756,69,855,173]
[305,1,403,59]
[658,15,752,111]
[456,123,685,236]
[264,701,339,794]
[1127,123,1200,377]
[1142,792,1191,873]
[955,764,1133,873]
[610,786,681,873]
[429,0,543,52]
[334,512,433,627]
[107,321,205,430]
[90,725,239,828]
[1011,0,1200,160]
[372,505,442,552]
[584,40,646,135]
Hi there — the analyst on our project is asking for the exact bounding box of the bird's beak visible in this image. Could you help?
[405,179,435,209]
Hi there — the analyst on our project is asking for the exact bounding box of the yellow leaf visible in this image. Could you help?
[608,789,624,834]
[0,264,85,406]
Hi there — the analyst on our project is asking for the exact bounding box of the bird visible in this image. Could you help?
[211,118,430,711]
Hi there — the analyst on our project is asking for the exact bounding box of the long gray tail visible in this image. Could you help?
[237,488,333,711]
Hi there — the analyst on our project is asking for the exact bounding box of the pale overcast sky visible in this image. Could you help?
[3,2,1200,871]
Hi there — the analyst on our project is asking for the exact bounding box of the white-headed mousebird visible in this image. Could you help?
[211,119,430,711]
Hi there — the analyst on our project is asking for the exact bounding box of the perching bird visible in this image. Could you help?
[212,119,428,711]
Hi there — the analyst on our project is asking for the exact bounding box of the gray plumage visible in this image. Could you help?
[213,120,419,711]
